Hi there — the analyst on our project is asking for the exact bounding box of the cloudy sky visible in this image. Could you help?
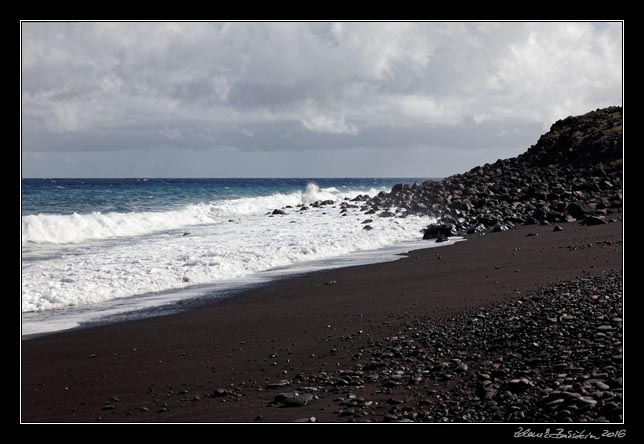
[21,22,622,178]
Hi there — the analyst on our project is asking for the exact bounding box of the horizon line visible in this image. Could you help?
[21,176,443,180]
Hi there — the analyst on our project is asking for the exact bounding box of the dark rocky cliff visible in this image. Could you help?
[366,106,622,236]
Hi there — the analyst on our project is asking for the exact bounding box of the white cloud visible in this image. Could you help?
[300,113,358,135]
[21,22,622,175]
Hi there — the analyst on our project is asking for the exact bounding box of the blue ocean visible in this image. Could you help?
[22,178,451,336]
[22,178,414,217]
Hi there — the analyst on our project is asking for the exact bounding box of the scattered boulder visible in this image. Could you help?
[423,223,457,240]
[567,203,593,219]
[210,388,230,397]
[275,392,314,407]
[267,380,291,389]
[467,224,486,234]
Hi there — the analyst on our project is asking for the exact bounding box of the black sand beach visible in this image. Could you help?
[20,22,625,428]
[21,217,622,423]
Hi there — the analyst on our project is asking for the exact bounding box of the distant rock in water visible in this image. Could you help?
[370,106,622,236]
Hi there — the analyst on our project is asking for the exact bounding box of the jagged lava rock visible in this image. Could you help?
[371,106,622,236]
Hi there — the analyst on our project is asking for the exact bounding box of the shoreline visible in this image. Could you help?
[21,218,622,422]
[21,235,464,339]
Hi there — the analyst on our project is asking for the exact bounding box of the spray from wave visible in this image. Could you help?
[22,184,385,244]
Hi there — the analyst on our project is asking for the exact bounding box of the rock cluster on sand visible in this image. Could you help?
[367,107,622,235]
[294,272,623,422]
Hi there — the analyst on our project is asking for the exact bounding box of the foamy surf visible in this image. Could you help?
[21,179,455,337]
[22,184,384,244]
[22,236,463,337]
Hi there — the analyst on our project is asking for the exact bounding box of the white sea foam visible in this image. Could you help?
[21,184,383,244]
[21,205,215,244]
[21,183,438,317]
[22,237,464,337]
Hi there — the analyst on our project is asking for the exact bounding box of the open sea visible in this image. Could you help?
[21,178,457,337]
